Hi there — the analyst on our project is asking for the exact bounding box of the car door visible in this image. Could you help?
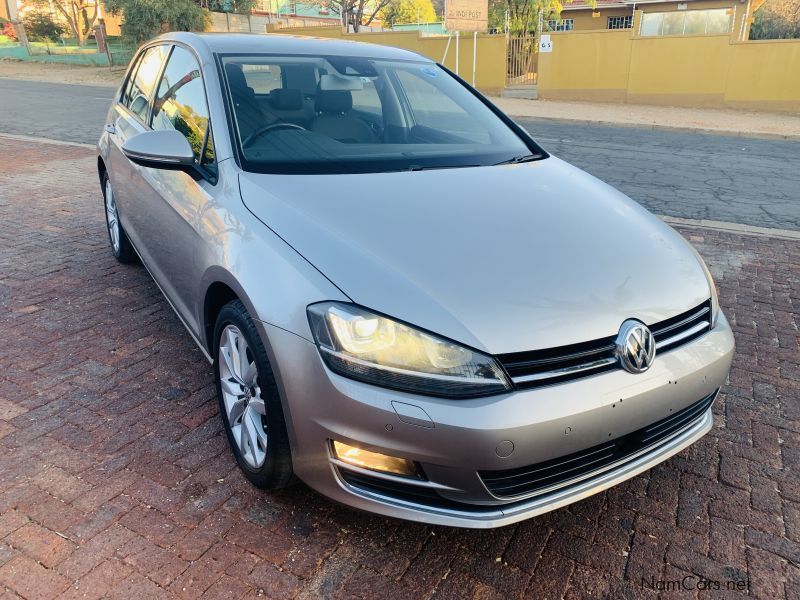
[136,44,219,337]
[107,44,171,255]
[109,43,217,338]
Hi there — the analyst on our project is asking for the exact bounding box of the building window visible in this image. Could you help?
[640,8,731,36]
[545,19,574,31]
[607,15,633,29]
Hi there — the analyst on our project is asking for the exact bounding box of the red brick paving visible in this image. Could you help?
[0,136,798,598]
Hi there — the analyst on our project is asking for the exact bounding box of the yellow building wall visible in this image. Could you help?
[725,39,800,111]
[538,11,800,111]
[626,34,732,106]
[537,30,631,102]
[0,3,9,21]
[102,13,123,37]
[269,26,507,94]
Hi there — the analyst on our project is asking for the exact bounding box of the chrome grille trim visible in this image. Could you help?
[651,305,710,338]
[511,357,618,384]
[497,300,712,388]
[656,321,710,352]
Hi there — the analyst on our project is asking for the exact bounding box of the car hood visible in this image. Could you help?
[239,157,710,354]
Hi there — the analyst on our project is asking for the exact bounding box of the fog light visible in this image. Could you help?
[332,440,418,477]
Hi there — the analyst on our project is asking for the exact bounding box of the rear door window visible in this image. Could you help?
[123,45,170,123]
[242,64,283,95]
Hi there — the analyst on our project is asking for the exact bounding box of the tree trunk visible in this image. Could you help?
[72,3,85,44]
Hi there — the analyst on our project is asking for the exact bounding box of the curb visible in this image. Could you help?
[0,132,94,149]
[508,115,800,142]
[660,215,800,241]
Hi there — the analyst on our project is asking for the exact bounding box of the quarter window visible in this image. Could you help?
[152,46,214,171]
[241,64,283,94]
[123,45,170,123]
[351,79,382,117]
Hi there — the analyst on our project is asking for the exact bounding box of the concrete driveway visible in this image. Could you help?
[0,131,798,598]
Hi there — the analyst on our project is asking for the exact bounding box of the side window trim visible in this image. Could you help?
[119,52,143,105]
[147,45,175,128]
[144,44,172,128]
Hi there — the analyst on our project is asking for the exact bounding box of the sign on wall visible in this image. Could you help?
[539,34,553,53]
[444,0,489,32]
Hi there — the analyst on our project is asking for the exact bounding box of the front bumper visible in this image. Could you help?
[259,312,734,528]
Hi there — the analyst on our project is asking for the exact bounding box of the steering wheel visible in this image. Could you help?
[242,122,306,148]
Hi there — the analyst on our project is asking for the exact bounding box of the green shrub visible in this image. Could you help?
[103,0,209,44]
[23,11,65,42]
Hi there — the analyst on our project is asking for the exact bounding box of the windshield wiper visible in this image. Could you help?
[392,164,481,172]
[493,153,545,166]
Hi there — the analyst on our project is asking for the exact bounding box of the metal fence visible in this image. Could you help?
[506,35,537,85]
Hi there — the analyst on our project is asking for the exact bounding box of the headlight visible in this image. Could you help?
[688,246,720,327]
[307,302,511,398]
[706,265,720,328]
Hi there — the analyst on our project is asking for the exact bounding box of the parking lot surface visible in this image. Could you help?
[0,137,798,599]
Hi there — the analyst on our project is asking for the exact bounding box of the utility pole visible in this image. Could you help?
[5,0,29,52]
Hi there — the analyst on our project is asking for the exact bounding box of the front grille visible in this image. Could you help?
[479,389,717,499]
[497,300,712,389]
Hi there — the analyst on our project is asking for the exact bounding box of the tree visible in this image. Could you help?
[198,0,258,13]
[103,0,209,44]
[28,0,99,45]
[488,0,595,34]
[23,11,65,42]
[749,0,800,39]
[307,0,393,31]
[381,0,436,25]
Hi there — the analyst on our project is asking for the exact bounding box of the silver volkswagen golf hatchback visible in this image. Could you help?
[97,32,734,528]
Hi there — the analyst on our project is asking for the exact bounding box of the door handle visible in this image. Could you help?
[105,123,117,135]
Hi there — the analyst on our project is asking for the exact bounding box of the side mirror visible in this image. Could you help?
[122,129,195,171]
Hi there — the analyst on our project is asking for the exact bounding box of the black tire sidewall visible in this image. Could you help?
[213,300,293,489]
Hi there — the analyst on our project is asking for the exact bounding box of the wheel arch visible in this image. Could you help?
[201,268,268,356]
[201,269,302,458]
[97,156,107,184]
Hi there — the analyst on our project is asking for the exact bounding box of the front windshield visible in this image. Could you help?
[219,54,542,174]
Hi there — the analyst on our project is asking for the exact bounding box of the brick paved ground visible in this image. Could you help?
[0,136,798,599]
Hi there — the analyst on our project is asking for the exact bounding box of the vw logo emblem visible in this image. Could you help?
[616,320,656,374]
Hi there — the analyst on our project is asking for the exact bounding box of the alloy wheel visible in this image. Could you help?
[218,324,268,468]
[104,178,120,253]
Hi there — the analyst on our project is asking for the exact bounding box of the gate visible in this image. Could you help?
[506,35,537,86]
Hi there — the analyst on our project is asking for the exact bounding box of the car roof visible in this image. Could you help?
[154,32,431,62]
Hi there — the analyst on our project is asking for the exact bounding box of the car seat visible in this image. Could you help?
[266,89,314,128]
[224,63,274,139]
[310,90,378,144]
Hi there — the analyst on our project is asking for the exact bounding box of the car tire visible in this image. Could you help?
[102,172,136,264]
[214,299,294,490]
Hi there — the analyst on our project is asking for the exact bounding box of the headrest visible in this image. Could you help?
[269,88,303,111]
[283,65,318,96]
[224,63,250,95]
[315,89,352,114]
